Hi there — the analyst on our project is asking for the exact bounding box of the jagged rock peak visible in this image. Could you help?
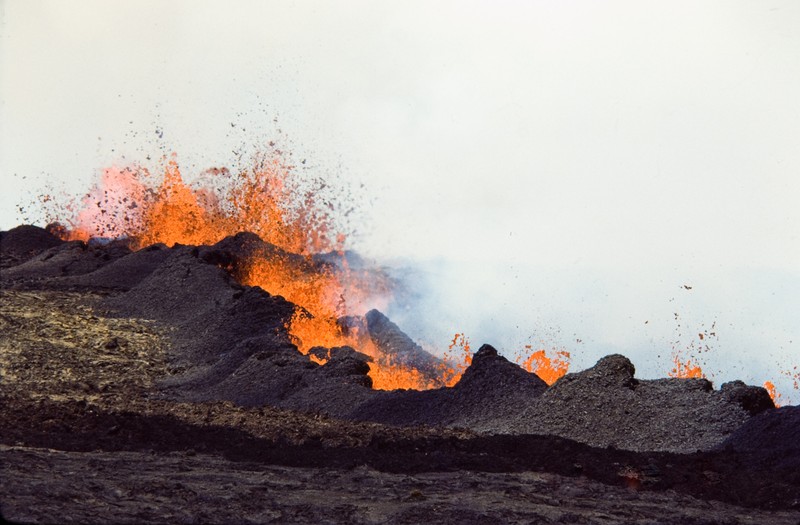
[592,354,636,379]
[472,344,500,360]
[558,354,638,389]
[720,380,775,416]
[456,343,548,393]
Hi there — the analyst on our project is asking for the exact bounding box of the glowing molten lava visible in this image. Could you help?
[438,333,473,387]
[48,150,469,390]
[669,358,705,379]
[763,381,781,408]
[61,152,344,254]
[517,346,571,385]
[764,366,800,407]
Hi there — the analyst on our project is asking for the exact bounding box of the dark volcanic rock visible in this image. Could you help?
[65,243,171,291]
[717,406,800,506]
[573,353,638,388]
[2,224,783,457]
[456,344,548,392]
[442,344,549,429]
[349,344,549,428]
[347,386,452,426]
[720,380,776,416]
[34,243,169,292]
[0,224,64,269]
[0,224,169,291]
[720,405,800,454]
[1,238,133,286]
[107,247,296,371]
[319,346,373,382]
[106,246,244,326]
[198,231,320,281]
[504,355,775,453]
[185,334,316,405]
[0,226,381,418]
[101,245,381,414]
[196,339,378,414]
[364,309,442,380]
[197,231,266,268]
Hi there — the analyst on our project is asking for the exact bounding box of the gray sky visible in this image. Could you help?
[2,0,799,400]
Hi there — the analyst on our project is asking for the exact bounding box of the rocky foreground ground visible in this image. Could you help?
[1,225,800,524]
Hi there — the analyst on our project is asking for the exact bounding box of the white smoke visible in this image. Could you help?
[379,257,800,404]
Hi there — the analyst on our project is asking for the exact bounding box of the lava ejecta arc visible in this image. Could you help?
[46,149,559,390]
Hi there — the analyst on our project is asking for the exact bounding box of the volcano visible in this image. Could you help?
[2,223,799,524]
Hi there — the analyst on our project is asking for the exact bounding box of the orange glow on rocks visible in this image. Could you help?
[517,346,571,385]
[53,149,471,391]
[370,358,440,391]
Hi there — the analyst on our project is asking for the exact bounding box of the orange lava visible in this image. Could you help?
[516,346,571,385]
[63,152,341,254]
[53,150,461,391]
[436,334,572,387]
[763,381,781,408]
[437,333,473,387]
[764,366,800,407]
[280,310,439,391]
[669,358,705,379]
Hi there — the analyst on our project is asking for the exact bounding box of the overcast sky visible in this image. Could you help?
[2,1,799,399]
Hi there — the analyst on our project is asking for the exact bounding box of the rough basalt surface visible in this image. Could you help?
[349,345,550,429]
[0,225,782,453]
[2,224,799,523]
[0,224,64,268]
[500,354,772,452]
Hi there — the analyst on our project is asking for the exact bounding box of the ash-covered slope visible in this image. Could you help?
[0,224,785,455]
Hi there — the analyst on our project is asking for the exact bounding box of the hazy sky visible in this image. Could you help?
[2,1,799,399]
